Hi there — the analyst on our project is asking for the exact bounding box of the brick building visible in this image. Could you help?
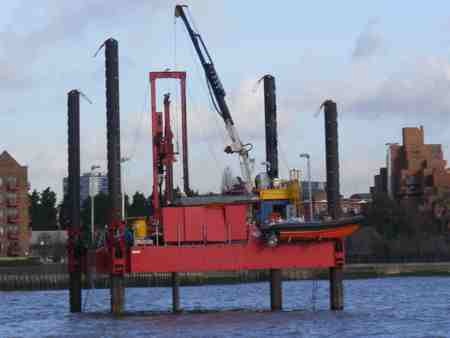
[302,185,370,219]
[373,126,450,209]
[0,151,30,256]
[308,190,370,218]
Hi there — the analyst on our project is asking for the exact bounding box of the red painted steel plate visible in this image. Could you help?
[225,205,248,241]
[162,207,184,243]
[205,207,227,242]
[128,240,336,273]
[184,206,205,242]
[95,247,111,274]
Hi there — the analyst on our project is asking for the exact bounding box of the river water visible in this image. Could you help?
[0,277,449,337]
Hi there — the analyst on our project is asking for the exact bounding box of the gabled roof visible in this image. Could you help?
[350,193,372,200]
[0,151,21,167]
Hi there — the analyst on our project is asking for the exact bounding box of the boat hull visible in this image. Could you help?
[261,216,363,241]
[278,223,360,241]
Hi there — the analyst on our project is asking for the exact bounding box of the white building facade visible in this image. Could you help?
[63,172,108,205]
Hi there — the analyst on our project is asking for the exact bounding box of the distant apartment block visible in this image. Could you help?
[300,180,369,218]
[0,151,30,256]
[372,126,450,208]
[63,172,108,205]
[300,181,326,201]
[308,190,370,218]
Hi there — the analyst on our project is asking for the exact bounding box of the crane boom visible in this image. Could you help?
[175,4,254,192]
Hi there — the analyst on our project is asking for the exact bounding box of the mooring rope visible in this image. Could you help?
[82,274,95,312]
[311,278,319,311]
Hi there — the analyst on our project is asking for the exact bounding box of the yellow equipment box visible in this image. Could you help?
[131,218,147,239]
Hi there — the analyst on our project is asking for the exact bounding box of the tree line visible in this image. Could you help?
[28,187,450,261]
[79,191,154,228]
[29,188,58,230]
[347,192,450,261]
[29,188,154,231]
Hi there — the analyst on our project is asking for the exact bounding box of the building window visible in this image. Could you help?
[7,208,18,216]
[7,193,16,202]
[7,177,17,189]
[8,224,18,233]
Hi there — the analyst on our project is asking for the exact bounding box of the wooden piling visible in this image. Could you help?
[110,275,124,315]
[171,272,181,313]
[329,266,344,310]
[69,271,82,312]
[270,269,282,311]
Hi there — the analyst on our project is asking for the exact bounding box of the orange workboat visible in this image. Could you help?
[261,215,363,242]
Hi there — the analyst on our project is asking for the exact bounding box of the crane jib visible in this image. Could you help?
[205,64,226,97]
[175,4,254,190]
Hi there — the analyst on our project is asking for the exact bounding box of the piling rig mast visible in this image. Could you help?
[175,4,254,192]
[150,71,188,226]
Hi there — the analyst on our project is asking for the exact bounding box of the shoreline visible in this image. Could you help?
[1,262,450,291]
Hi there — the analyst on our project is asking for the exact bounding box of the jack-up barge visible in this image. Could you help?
[66,5,362,315]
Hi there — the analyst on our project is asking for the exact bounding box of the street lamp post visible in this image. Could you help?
[300,153,313,221]
[121,157,130,221]
[90,165,101,244]
[40,240,45,262]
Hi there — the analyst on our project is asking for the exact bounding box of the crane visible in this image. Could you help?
[175,4,254,192]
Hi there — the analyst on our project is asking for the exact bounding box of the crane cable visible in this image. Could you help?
[172,17,183,190]
[184,6,223,119]
[278,141,290,179]
[176,16,224,180]
[185,23,227,146]
[178,6,255,182]
[128,81,149,161]
[82,262,97,312]
[187,85,222,175]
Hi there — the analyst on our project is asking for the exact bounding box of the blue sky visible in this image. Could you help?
[1,0,450,199]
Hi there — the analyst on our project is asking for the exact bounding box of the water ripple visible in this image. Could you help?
[1,277,449,337]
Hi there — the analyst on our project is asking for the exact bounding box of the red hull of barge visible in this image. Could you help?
[95,239,343,274]
[94,203,358,274]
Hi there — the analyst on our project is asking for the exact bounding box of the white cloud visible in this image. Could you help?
[4,2,450,200]
[352,18,383,61]
[349,57,450,119]
[0,0,170,91]
[290,56,450,123]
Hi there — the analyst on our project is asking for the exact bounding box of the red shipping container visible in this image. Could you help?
[162,207,184,243]
[205,206,227,242]
[184,206,205,242]
[225,205,248,241]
